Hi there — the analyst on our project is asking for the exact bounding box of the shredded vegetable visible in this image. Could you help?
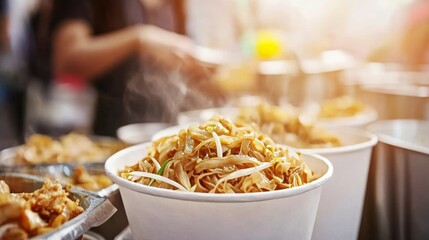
[129,171,187,191]
[148,159,172,186]
[212,162,271,193]
[119,116,316,193]
[212,132,223,158]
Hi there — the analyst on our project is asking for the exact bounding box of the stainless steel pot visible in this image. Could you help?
[359,85,429,120]
[361,120,429,240]
[341,63,429,120]
[257,50,355,106]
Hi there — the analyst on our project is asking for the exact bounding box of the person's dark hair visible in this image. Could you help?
[51,0,129,35]
[89,0,127,34]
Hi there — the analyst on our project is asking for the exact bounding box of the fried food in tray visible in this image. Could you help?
[69,165,112,191]
[0,179,83,239]
[235,103,341,148]
[0,164,113,192]
[13,133,128,165]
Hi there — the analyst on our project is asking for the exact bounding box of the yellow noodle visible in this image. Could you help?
[120,116,317,193]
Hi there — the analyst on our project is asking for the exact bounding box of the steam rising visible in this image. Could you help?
[124,64,221,124]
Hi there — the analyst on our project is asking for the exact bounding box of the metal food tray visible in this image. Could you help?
[0,163,118,198]
[0,145,20,166]
[0,163,127,240]
[0,173,116,240]
[0,137,129,239]
[114,226,133,240]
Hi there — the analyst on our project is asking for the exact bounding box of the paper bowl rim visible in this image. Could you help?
[105,143,333,203]
[366,119,429,155]
[298,128,378,154]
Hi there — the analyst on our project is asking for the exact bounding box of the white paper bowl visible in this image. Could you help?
[316,107,378,129]
[116,123,172,145]
[298,128,378,240]
[177,107,238,125]
[151,124,192,141]
[150,125,375,240]
[177,106,378,130]
[105,143,333,240]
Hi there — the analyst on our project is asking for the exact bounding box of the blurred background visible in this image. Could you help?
[0,0,428,239]
[0,0,428,149]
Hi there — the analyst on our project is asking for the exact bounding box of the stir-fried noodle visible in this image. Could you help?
[235,103,341,148]
[319,96,365,119]
[120,116,316,193]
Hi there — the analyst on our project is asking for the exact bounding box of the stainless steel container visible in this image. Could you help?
[360,120,429,240]
[341,63,429,120]
[257,51,355,106]
[0,161,127,239]
[258,62,347,107]
[0,173,116,240]
[359,85,429,120]
[0,145,20,166]
[257,59,300,105]
[114,226,133,240]
[342,62,429,96]
[82,231,106,240]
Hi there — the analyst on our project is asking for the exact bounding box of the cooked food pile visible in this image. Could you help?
[15,133,127,165]
[0,180,83,239]
[319,96,365,118]
[69,165,112,191]
[120,116,316,193]
[235,103,341,148]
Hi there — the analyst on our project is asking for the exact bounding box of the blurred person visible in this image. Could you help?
[0,0,13,150]
[369,0,429,67]
[391,0,429,66]
[52,1,206,80]
[27,0,218,137]
[0,0,31,148]
[0,0,7,51]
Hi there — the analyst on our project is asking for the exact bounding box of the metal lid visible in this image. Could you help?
[361,84,429,97]
[367,119,429,154]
